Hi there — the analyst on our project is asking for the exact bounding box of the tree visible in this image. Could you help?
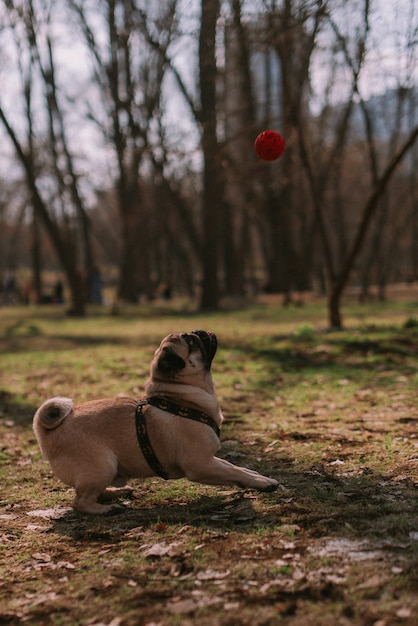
[296,0,418,326]
[69,0,180,303]
[327,126,418,326]
[0,0,417,320]
[0,0,92,315]
[198,0,223,309]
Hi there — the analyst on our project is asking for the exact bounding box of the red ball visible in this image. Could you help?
[254,130,285,161]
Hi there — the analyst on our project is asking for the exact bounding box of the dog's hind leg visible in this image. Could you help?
[73,488,124,515]
[72,459,126,514]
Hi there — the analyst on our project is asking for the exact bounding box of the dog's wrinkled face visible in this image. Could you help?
[154,330,217,377]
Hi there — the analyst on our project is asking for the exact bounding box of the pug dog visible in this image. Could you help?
[33,330,279,514]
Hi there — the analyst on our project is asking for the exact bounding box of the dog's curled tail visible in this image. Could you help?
[34,397,73,430]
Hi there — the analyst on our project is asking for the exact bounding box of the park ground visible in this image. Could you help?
[0,287,418,625]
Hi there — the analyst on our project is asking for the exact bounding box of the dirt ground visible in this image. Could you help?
[1,310,418,625]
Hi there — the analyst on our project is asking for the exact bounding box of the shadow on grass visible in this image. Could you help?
[47,491,261,541]
[219,328,418,394]
[0,391,37,424]
[3,323,417,376]
[0,321,222,354]
[46,461,418,563]
[0,330,150,354]
[3,323,418,423]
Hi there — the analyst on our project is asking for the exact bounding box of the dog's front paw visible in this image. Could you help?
[259,478,279,492]
[245,474,279,492]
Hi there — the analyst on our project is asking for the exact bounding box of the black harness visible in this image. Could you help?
[135,397,220,480]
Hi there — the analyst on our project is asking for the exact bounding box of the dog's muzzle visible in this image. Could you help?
[191,329,218,367]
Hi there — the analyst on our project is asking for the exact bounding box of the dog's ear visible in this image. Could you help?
[157,347,186,374]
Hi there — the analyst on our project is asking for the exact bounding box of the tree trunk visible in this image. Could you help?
[328,289,342,328]
[31,210,42,304]
[66,266,87,316]
[116,179,156,303]
[199,0,222,311]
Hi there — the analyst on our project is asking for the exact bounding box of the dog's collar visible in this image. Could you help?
[135,397,220,480]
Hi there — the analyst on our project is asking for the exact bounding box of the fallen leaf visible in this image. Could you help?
[166,599,196,615]
[177,525,192,533]
[292,568,305,581]
[26,591,59,607]
[87,619,122,626]
[282,541,296,550]
[141,542,179,558]
[25,524,45,531]
[197,569,230,581]
[32,552,52,562]
[126,527,144,539]
[27,508,70,519]
[57,561,76,570]
[357,574,389,590]
[224,602,240,610]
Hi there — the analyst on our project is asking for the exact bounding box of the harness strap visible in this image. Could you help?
[134,397,221,480]
[147,396,221,438]
[135,401,169,480]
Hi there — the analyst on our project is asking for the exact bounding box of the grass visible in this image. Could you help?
[1,290,418,625]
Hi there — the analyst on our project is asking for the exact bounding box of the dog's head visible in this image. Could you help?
[152,330,218,378]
